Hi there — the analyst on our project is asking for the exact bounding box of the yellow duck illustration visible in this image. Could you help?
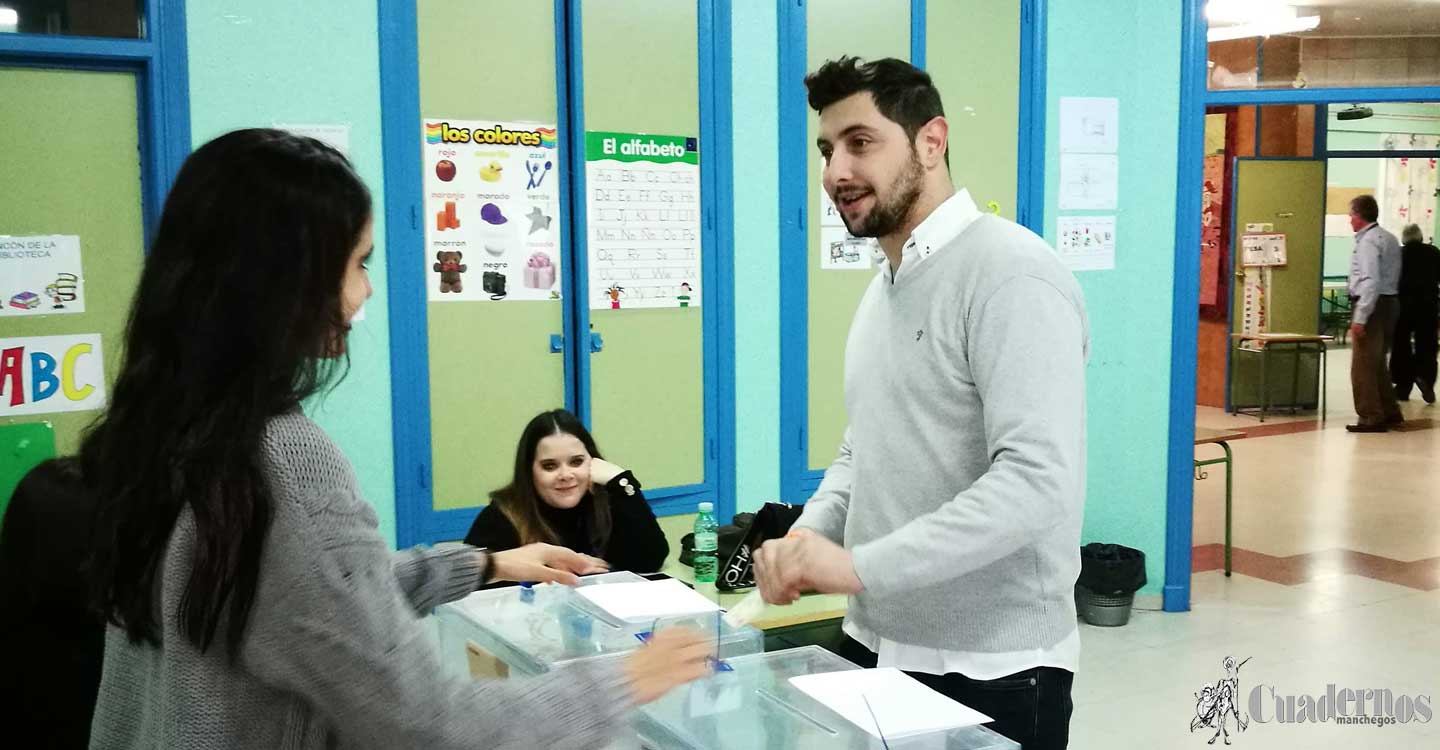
[479,161,504,182]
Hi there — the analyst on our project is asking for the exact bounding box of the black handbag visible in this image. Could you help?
[718,502,804,591]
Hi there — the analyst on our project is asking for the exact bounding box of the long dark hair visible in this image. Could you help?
[83,129,371,656]
[491,409,613,552]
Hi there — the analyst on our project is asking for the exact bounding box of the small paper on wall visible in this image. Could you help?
[819,189,845,227]
[1059,154,1119,210]
[0,333,106,417]
[0,235,85,316]
[1324,214,1353,237]
[275,123,351,156]
[1240,233,1287,267]
[1060,97,1119,154]
[821,225,881,271]
[1056,216,1116,271]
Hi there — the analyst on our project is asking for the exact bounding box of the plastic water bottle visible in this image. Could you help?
[693,502,719,601]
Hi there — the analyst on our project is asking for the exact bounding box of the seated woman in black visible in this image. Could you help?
[0,458,102,749]
[464,409,669,573]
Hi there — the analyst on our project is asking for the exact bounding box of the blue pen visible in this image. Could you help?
[518,582,535,603]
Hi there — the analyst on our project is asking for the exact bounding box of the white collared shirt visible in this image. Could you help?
[881,189,984,284]
[850,187,1081,680]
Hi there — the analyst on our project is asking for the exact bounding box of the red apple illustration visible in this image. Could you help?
[435,159,457,182]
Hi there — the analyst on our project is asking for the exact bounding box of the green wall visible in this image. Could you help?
[187,0,398,543]
[1044,0,1183,596]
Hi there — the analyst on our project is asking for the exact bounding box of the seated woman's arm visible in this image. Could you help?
[590,459,670,573]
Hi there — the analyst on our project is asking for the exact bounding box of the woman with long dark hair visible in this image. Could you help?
[83,129,708,750]
[464,409,669,573]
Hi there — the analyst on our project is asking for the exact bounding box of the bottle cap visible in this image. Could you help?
[698,501,714,513]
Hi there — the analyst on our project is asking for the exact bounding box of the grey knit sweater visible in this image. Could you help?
[796,210,1088,654]
[88,412,634,749]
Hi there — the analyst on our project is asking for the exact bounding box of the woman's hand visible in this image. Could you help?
[588,457,626,487]
[622,629,712,704]
[486,543,610,586]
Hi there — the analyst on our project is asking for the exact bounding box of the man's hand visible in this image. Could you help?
[753,528,864,605]
[1350,322,1366,342]
[487,543,609,586]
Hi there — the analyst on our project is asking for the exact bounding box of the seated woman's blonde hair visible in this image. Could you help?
[1402,223,1424,244]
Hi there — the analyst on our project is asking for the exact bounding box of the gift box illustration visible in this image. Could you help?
[523,252,556,289]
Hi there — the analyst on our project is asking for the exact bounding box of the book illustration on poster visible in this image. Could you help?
[585,131,703,310]
[420,118,563,302]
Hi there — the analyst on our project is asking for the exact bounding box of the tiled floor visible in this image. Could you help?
[1069,347,1439,748]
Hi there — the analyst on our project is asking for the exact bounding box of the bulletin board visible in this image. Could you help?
[0,68,145,456]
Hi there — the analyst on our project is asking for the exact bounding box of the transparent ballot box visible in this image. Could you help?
[633,646,1019,750]
[434,571,765,679]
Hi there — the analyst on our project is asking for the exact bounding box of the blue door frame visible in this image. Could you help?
[1166,0,1440,612]
[0,0,192,249]
[379,0,736,548]
[777,0,1048,505]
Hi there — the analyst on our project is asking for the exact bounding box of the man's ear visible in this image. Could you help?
[916,115,949,170]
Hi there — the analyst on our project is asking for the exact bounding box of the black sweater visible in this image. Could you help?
[0,459,102,750]
[463,471,669,574]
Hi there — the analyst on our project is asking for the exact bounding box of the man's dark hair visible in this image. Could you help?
[805,56,947,160]
[1351,194,1379,223]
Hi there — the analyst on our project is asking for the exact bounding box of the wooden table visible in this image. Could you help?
[1196,427,1246,576]
[1230,333,1334,423]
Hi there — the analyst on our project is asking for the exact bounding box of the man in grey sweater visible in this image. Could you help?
[755,57,1088,750]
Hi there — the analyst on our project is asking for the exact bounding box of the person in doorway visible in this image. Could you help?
[0,458,103,749]
[752,57,1088,750]
[464,409,669,574]
[1390,223,1439,404]
[82,129,710,750]
[1345,195,1404,432]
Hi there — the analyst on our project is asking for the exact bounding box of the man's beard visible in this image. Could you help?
[842,151,924,239]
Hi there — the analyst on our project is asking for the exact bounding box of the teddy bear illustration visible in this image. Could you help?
[434,250,467,293]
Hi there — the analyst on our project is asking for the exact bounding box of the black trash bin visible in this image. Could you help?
[1075,543,1146,626]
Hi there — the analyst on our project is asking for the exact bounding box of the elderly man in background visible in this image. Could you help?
[1345,195,1404,432]
[1391,223,1440,405]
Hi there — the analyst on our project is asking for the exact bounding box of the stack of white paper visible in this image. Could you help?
[575,579,720,623]
[789,667,994,739]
